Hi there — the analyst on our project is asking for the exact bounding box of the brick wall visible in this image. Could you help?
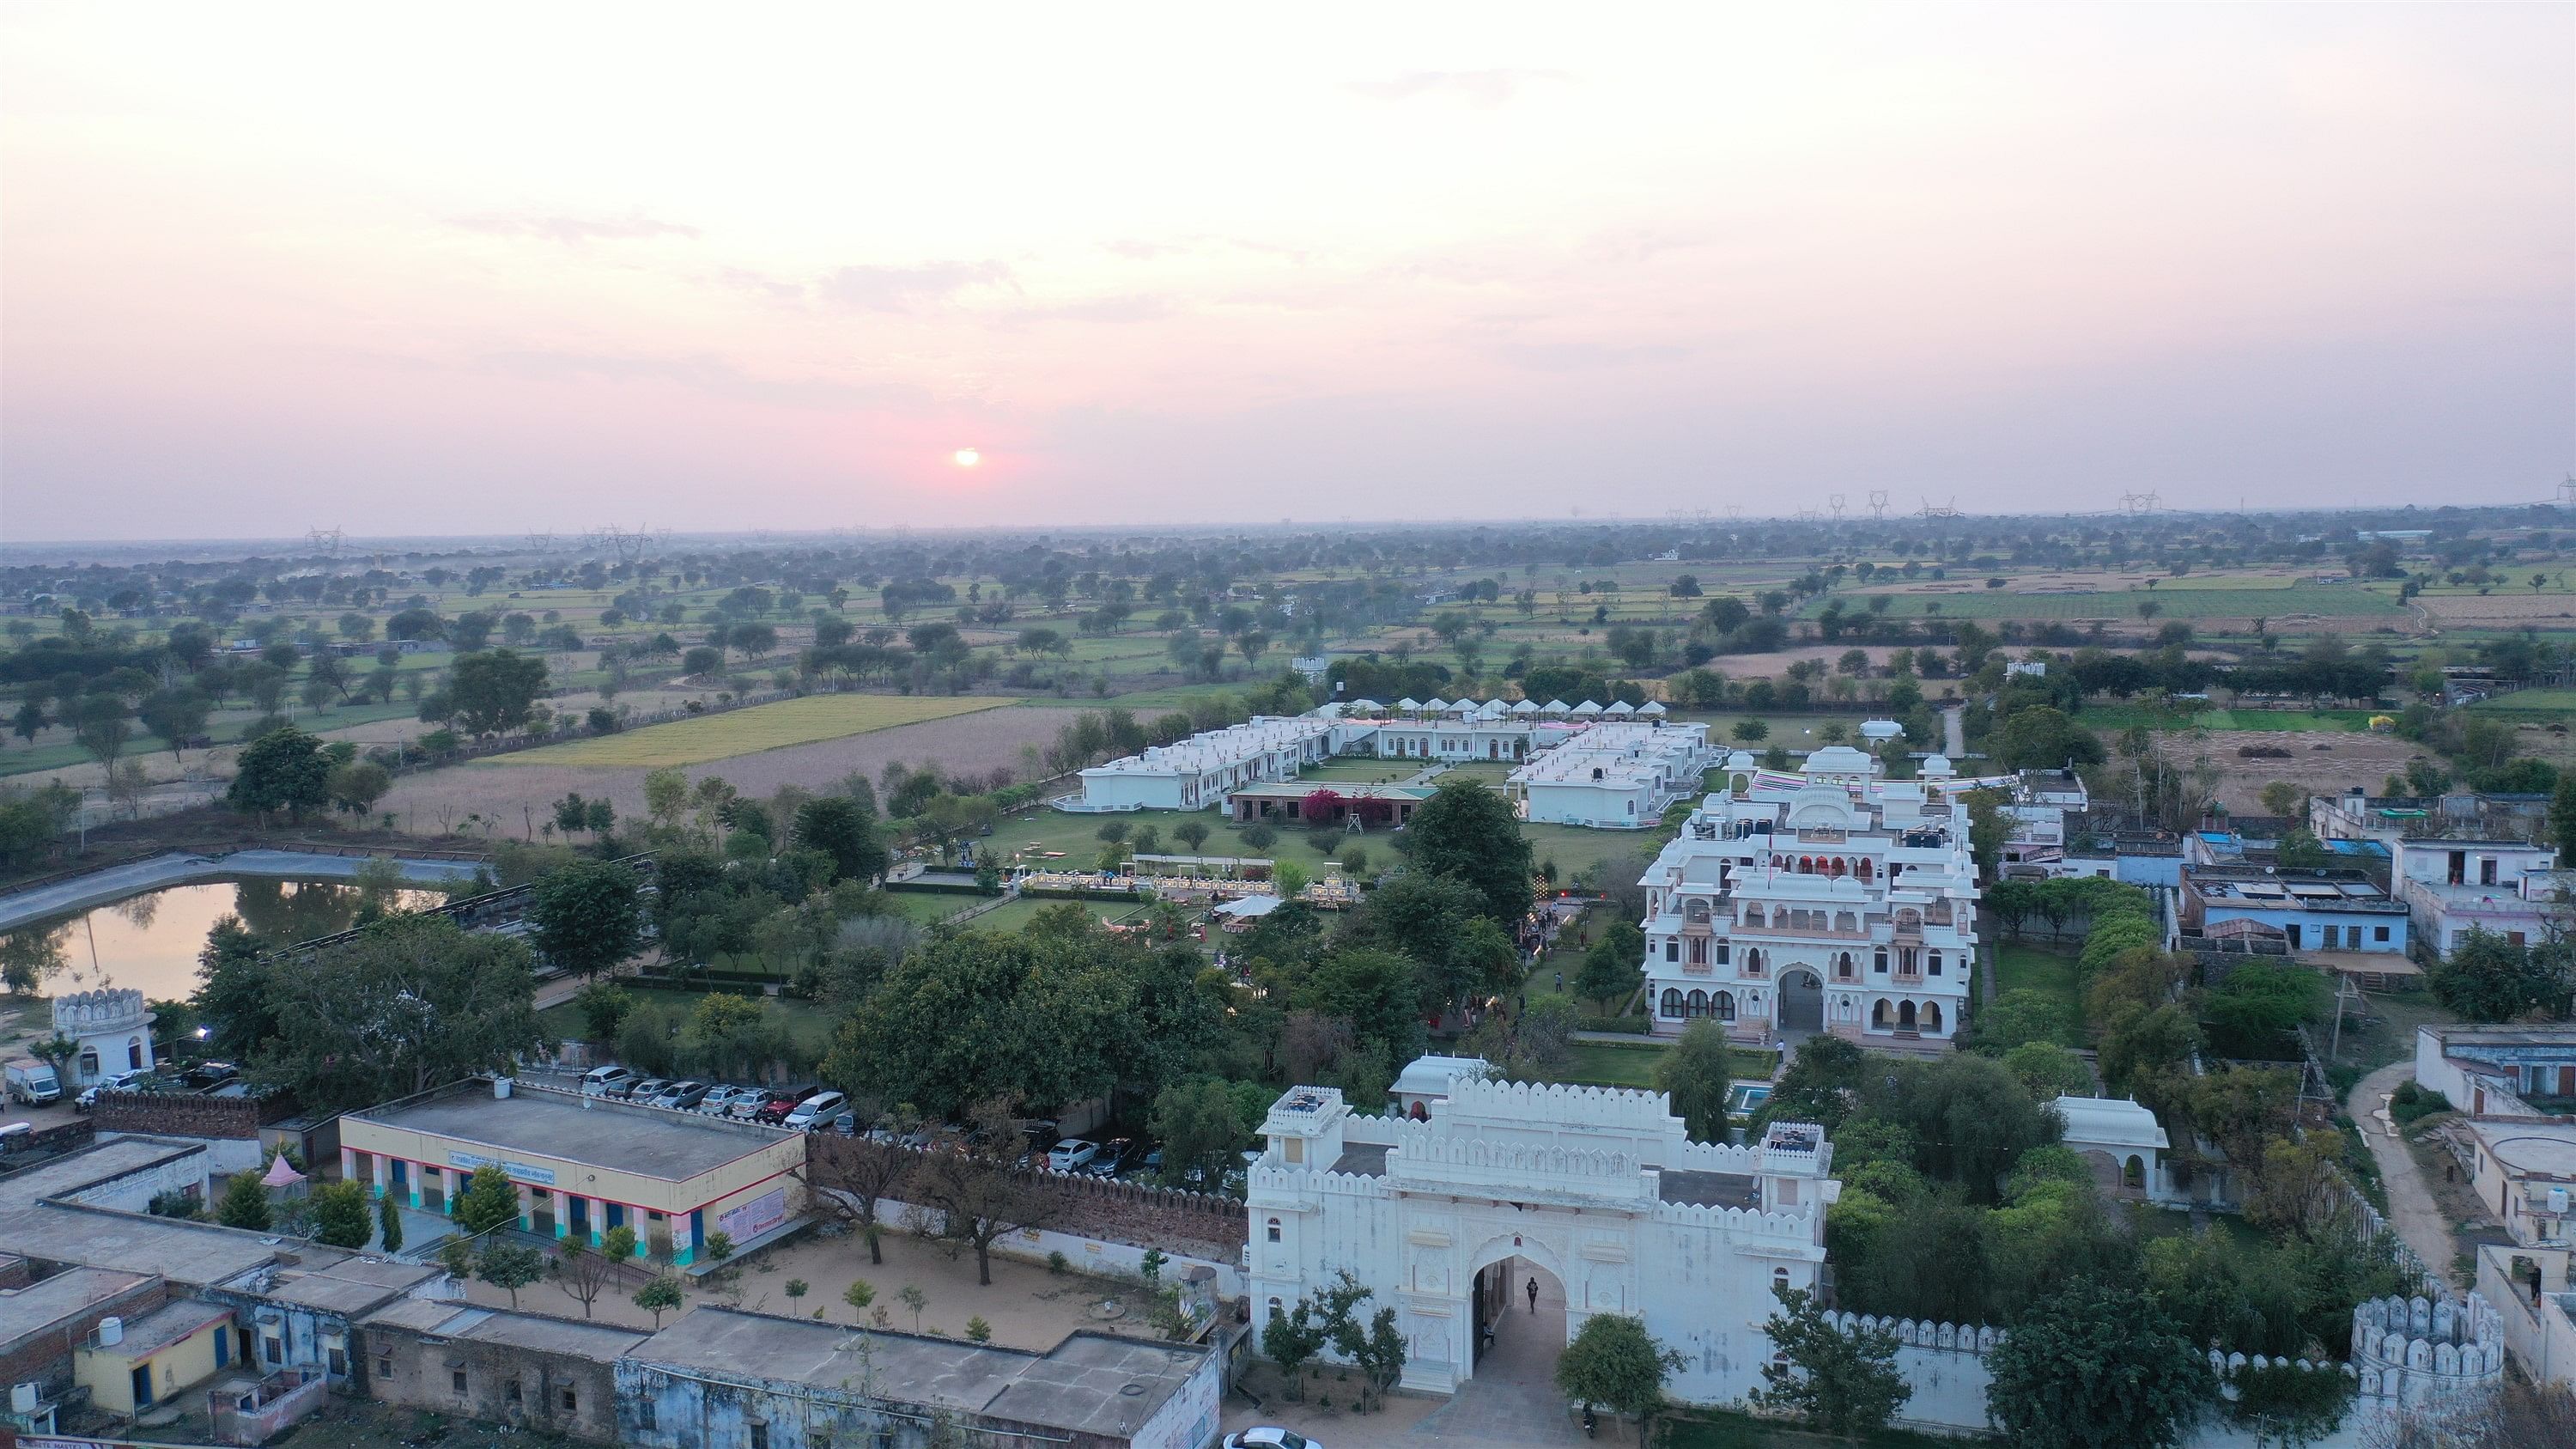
[0,1272,169,1397]
[361,1322,626,1445]
[92,1092,275,1139]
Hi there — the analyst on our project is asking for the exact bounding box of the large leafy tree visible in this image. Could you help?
[792,795,888,884]
[256,913,551,1111]
[453,1164,524,1234]
[1985,1279,2213,1449]
[1555,1311,1686,1445]
[1401,776,1533,924]
[227,724,331,823]
[194,915,276,1059]
[1753,1282,1911,1437]
[526,859,644,980]
[2431,928,2573,1022]
[447,648,549,736]
[1652,1020,1734,1142]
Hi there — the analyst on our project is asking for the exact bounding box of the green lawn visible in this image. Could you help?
[1525,823,1661,892]
[1806,583,2403,622]
[2471,687,2576,714]
[1991,941,2084,1035]
[1564,1039,1775,1089]
[2075,706,2378,733]
[539,985,836,1052]
[881,890,975,926]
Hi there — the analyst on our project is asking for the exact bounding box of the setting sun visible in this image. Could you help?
[952,447,981,468]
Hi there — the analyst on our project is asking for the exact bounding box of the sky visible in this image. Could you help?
[2,2,2570,542]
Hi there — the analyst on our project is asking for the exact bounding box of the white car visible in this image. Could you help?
[696,1086,750,1116]
[1047,1138,1100,1173]
[76,1068,155,1110]
[782,1091,848,1130]
[1224,1431,1318,1449]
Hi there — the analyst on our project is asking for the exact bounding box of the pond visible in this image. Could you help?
[0,880,446,1004]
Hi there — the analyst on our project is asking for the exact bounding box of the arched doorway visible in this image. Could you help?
[1464,1239,1571,1387]
[1779,969,1824,1032]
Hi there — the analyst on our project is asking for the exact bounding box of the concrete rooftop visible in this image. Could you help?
[0,1265,150,1349]
[352,1083,791,1183]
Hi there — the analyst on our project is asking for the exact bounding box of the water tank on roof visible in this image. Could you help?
[2552,1186,2570,1216]
[493,1077,513,1099]
[12,1383,39,1413]
[97,1316,123,1347]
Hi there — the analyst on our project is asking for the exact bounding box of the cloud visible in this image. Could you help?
[816,260,1011,312]
[1005,295,1178,326]
[449,212,701,243]
[476,349,928,411]
[1492,341,1690,372]
[1344,69,1571,108]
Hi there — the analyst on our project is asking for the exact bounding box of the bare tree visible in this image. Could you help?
[903,1102,1059,1287]
[2363,1379,2576,1449]
[799,1135,915,1266]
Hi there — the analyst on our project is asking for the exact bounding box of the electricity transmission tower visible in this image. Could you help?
[305,527,346,557]
[1868,490,1890,519]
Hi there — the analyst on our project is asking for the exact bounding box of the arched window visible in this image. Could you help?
[1662,989,1684,1018]
[1267,1218,1282,1243]
[1773,1268,1790,1295]
[1743,904,1765,927]
[1836,953,1854,981]
[1928,951,1943,976]
[1856,859,1873,880]
[1835,910,1858,933]
[1744,948,1764,976]
[1899,1000,1918,1029]
[1827,857,1845,877]
[1871,999,1889,1028]
[1715,991,1736,1021]
[1923,1002,1942,1032]
[1686,899,1710,924]
[1874,947,1888,973]
[2123,1156,2146,1190]
[126,1038,144,1070]
[1686,989,1709,1017]
[1269,1297,1285,1322]
[1715,942,1730,965]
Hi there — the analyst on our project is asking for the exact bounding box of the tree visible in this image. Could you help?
[1556,1312,1686,1444]
[1576,922,1645,1013]
[256,913,551,1111]
[326,760,392,818]
[477,1241,546,1310]
[2431,928,2573,1022]
[793,795,888,884]
[215,1171,272,1231]
[2259,781,2306,819]
[803,1136,915,1265]
[377,1192,404,1255]
[447,648,549,735]
[841,1278,876,1324]
[1402,776,1534,924]
[70,695,133,773]
[897,1282,929,1332]
[453,1163,524,1235]
[1652,1020,1734,1142]
[2553,775,2576,866]
[633,1273,685,1328]
[311,1179,373,1249]
[552,1228,631,1318]
[906,1103,1060,1285]
[195,915,276,1060]
[1261,1300,1329,1400]
[1992,706,2105,770]
[527,859,644,980]
[1753,1281,1911,1438]
[1984,1279,2214,1449]
[138,687,211,757]
[228,724,331,822]
[1151,1079,1247,1190]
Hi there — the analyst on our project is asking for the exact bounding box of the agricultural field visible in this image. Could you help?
[492,693,1010,768]
[2150,728,2428,814]
[1816,583,2407,623]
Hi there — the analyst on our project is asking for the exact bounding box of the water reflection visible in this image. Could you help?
[0,880,442,1002]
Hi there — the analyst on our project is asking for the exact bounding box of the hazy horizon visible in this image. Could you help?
[4,2,2570,543]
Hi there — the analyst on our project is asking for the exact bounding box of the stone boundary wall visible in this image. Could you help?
[92,1089,290,1140]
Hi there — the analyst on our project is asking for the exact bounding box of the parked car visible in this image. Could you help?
[625,1077,671,1105]
[1084,1137,1135,1177]
[696,1086,750,1116]
[650,1081,711,1111]
[3,1059,62,1106]
[76,1068,157,1111]
[783,1091,848,1130]
[828,1111,859,1137]
[581,1065,638,1097]
[1224,1431,1318,1449]
[1047,1138,1101,1173]
[180,1062,239,1093]
[728,1089,782,1122]
[755,1094,802,1125]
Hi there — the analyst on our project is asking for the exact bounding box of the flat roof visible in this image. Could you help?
[0,1266,150,1349]
[237,1256,441,1315]
[0,1202,286,1287]
[359,1300,648,1361]
[631,1306,1209,1438]
[2468,1121,2576,1180]
[94,1298,232,1360]
[0,1135,206,1217]
[1657,1170,1760,1209]
[350,1083,793,1183]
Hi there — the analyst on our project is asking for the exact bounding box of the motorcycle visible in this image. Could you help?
[1582,1405,1597,1439]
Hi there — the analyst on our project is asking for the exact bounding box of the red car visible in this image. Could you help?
[754,1093,805,1125]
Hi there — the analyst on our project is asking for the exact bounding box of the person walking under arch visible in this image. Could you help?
[1526,1275,1540,1314]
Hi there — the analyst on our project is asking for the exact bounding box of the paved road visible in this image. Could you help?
[2354,1061,2459,1282]
[0,849,487,931]
[1942,703,1965,758]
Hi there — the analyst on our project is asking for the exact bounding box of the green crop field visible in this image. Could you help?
[1820,585,2403,622]
[2075,706,2379,733]
[491,693,1009,768]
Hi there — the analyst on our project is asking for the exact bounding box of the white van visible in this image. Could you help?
[582,1065,639,1097]
[783,1091,848,1130]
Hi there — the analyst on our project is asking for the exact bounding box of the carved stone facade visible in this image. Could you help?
[1244,1073,1836,1403]
[50,988,156,1087]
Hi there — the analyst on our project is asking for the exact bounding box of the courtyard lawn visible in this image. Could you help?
[1564,1039,1776,1089]
[1991,941,2084,1031]
[1524,822,1660,892]
[489,693,1010,768]
[537,985,835,1053]
[881,890,976,926]
[954,896,1150,935]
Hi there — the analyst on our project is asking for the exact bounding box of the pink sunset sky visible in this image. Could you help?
[2,2,2569,541]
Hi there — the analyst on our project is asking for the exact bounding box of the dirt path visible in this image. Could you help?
[2354,1062,2459,1282]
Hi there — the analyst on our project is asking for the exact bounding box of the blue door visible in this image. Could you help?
[690,1209,706,1255]
[568,1196,590,1240]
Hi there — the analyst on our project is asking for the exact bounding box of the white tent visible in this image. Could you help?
[1571,700,1606,718]
[1420,697,1449,716]
[1603,700,1636,717]
[1347,697,1381,714]
[1476,698,1510,719]
[1541,699,1573,716]
[1637,701,1668,717]
[1394,697,1421,713]
[1509,698,1540,716]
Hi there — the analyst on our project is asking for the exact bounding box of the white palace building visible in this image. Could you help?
[1245,1075,1835,1403]
[1638,746,2000,1047]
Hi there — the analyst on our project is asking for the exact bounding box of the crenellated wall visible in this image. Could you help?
[2347,1294,2506,1409]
